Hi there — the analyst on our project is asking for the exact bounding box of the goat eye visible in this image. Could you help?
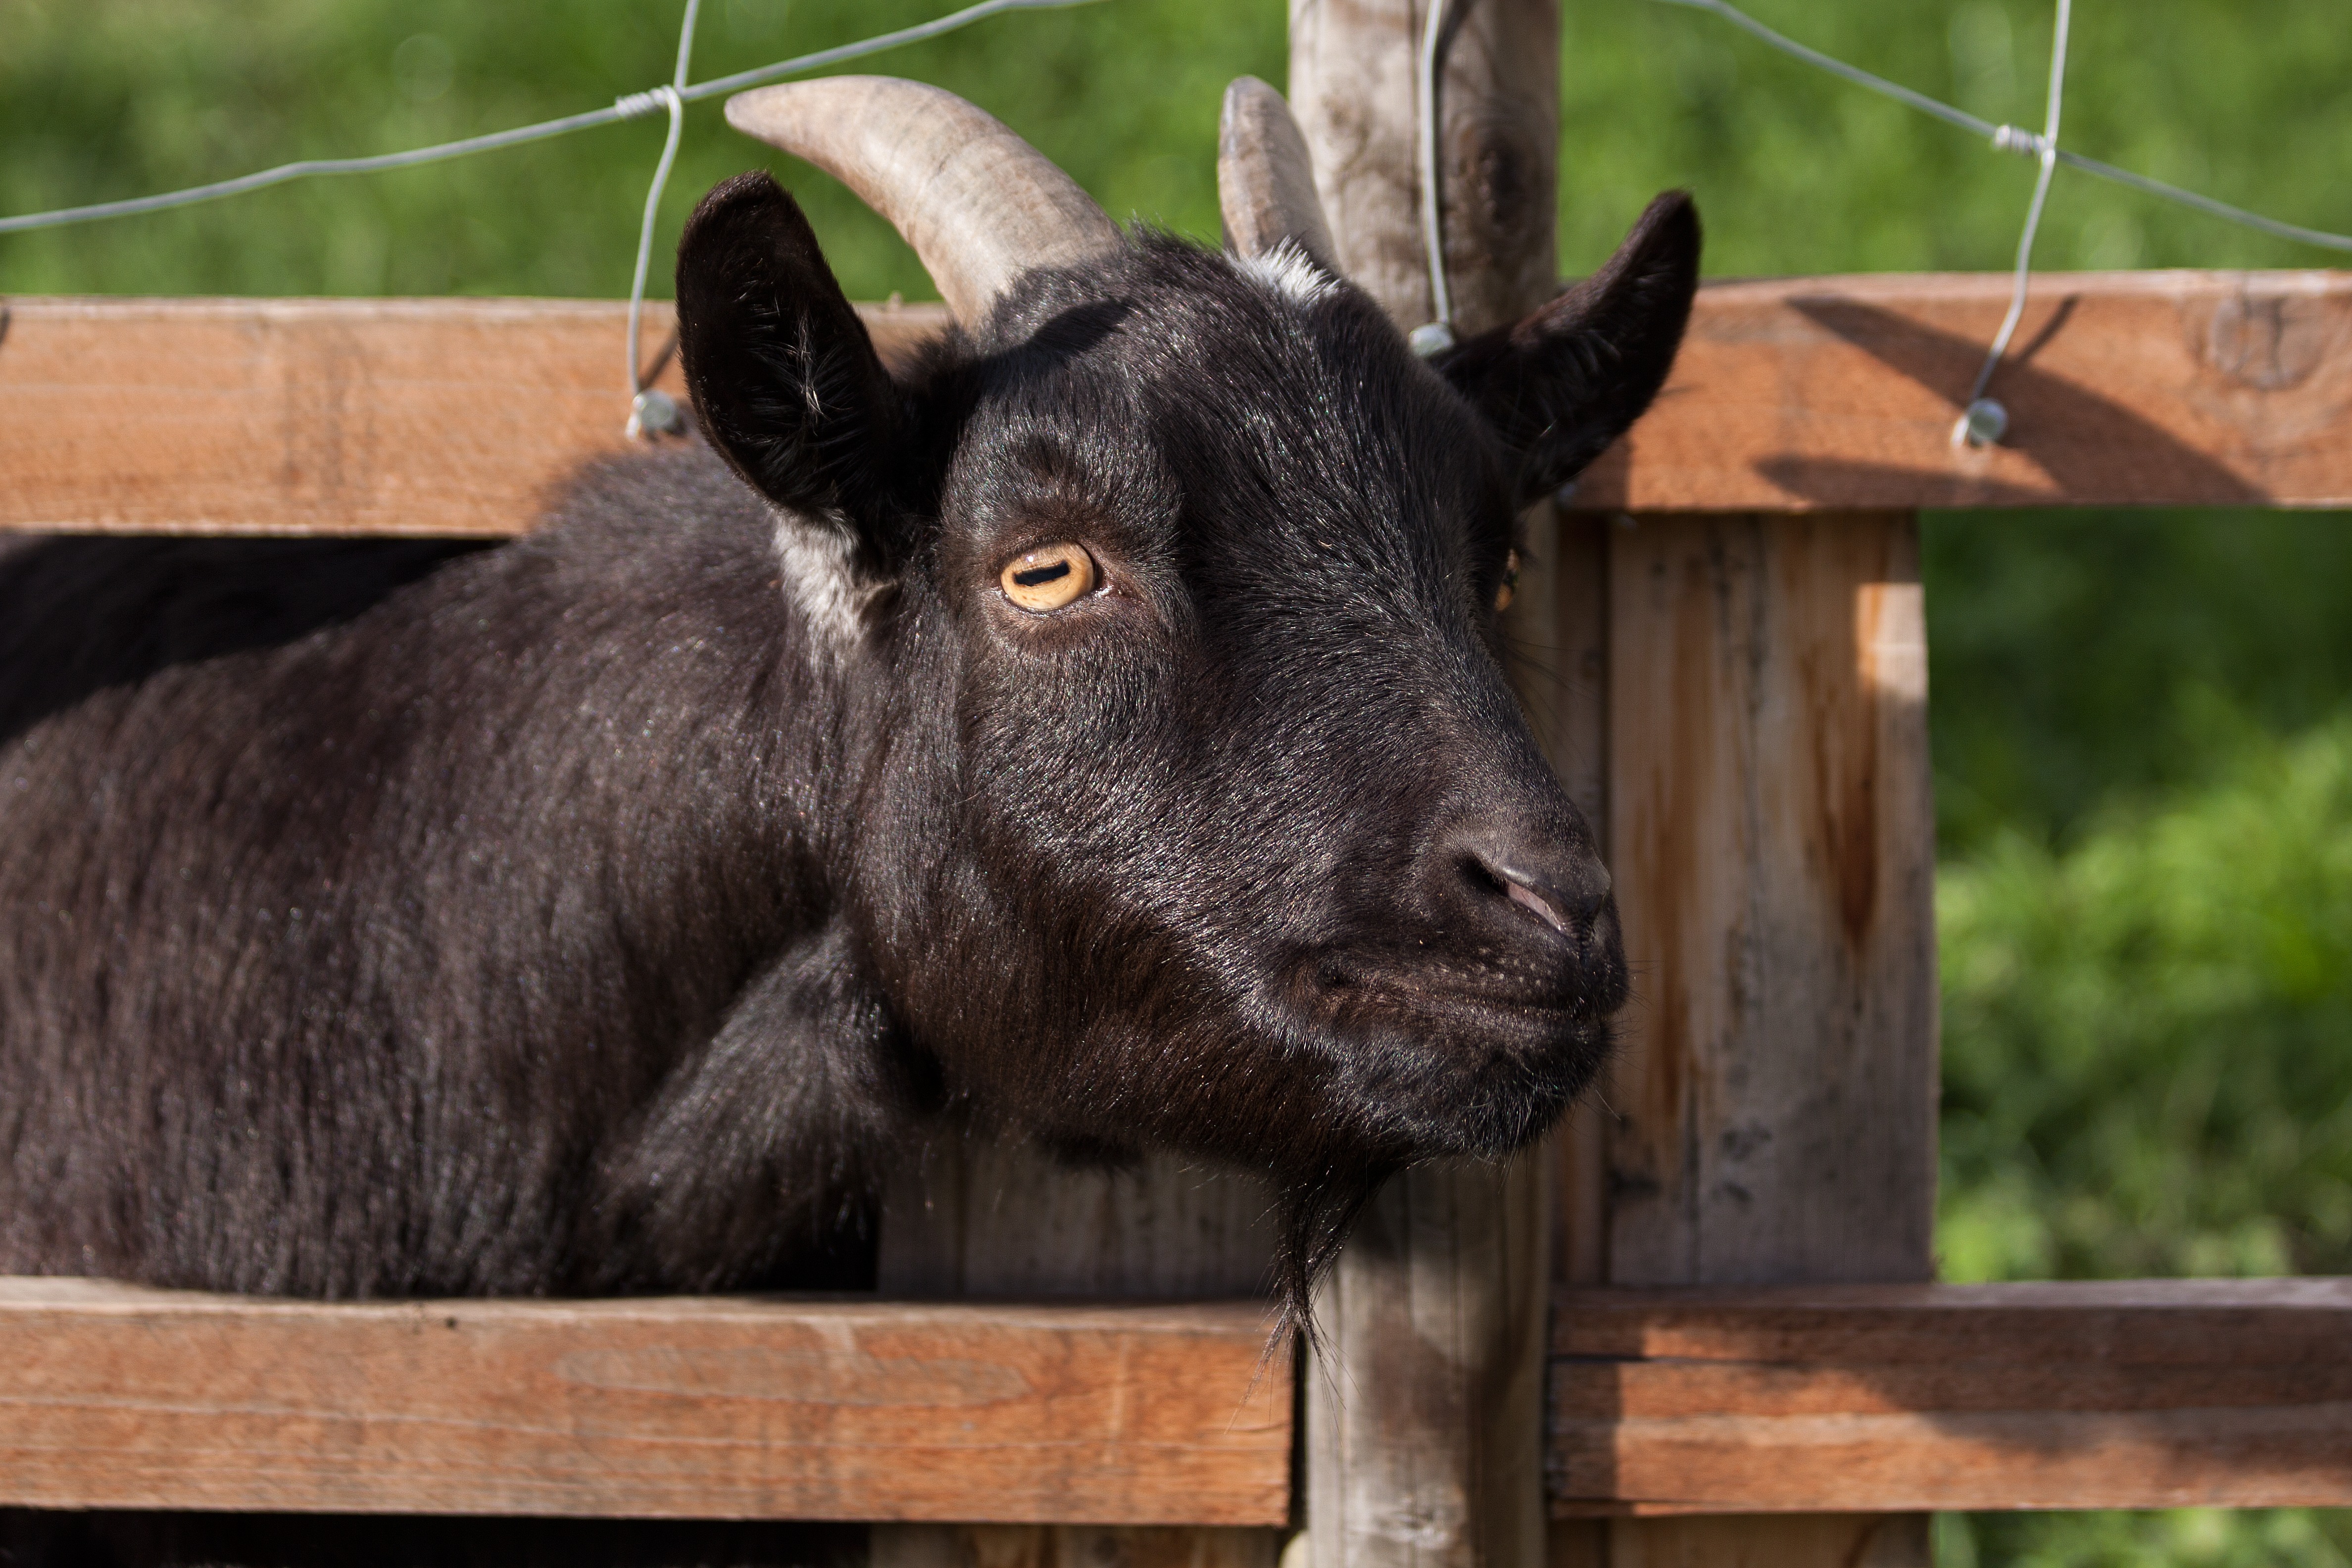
[1494,549,1521,613]
[999,544,1097,613]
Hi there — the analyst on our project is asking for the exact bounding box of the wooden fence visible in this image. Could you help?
[3,1,2350,1564]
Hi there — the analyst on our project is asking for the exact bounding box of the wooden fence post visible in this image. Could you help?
[1550,512,1941,1568]
[871,1139,1287,1568]
[1289,4,1563,1565]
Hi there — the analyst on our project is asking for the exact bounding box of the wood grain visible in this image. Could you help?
[1572,269,2352,512]
[1288,0,1560,336]
[1599,514,1939,1287]
[0,295,945,537]
[1551,1279,2352,1515]
[1568,511,1940,1567]
[0,1277,1289,1525]
[1290,3,1563,1565]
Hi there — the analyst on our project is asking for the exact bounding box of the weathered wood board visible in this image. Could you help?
[5,271,2347,540]
[0,1277,1290,1525]
[1574,269,2352,512]
[1551,1278,2352,1515]
[1597,512,1940,1289]
[1549,510,1940,1568]
[871,1140,1286,1568]
[0,296,945,537]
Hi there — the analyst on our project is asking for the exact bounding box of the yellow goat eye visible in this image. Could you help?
[1000,544,1097,613]
[1494,549,1521,614]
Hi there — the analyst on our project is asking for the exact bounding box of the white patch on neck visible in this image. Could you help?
[1236,238,1337,307]
[773,512,880,655]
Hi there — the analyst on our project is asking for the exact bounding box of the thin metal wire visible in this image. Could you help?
[622,89,686,437]
[1955,0,2068,445]
[0,0,1105,239]
[1413,0,1456,352]
[624,0,702,439]
[0,108,628,235]
[1650,0,2352,255]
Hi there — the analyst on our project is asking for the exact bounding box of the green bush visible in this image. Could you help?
[1936,1506,2352,1568]
[1924,511,2352,856]
[1936,712,2352,1284]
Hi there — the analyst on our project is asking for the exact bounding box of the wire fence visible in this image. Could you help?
[1657,0,2352,256]
[1,0,2345,442]
[0,0,1099,241]
[1652,0,2350,445]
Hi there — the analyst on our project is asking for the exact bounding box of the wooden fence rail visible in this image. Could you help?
[1552,1279,2352,1517]
[0,1278,1290,1525]
[4,269,2348,540]
[8,1275,2347,1522]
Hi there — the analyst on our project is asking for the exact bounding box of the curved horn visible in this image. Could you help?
[1218,77,1337,271]
[725,76,1122,327]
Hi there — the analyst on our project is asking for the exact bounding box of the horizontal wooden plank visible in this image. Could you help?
[1551,1279,2352,1516]
[2,271,2346,536]
[0,1278,1289,1525]
[0,296,948,538]
[1572,269,2352,512]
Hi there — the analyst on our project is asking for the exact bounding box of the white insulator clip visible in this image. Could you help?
[627,389,682,440]
[1952,397,2009,448]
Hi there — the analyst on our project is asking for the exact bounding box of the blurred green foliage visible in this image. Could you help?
[1925,511,2352,855]
[1936,708,2352,1285]
[5,3,2352,1563]
[6,0,2351,299]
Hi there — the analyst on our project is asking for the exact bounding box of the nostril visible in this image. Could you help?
[1504,877,1572,935]
[1439,816,1611,945]
[1459,848,1607,941]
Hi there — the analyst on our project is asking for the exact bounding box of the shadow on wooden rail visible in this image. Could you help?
[1551,1278,2352,1516]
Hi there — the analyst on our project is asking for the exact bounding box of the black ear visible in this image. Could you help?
[1437,192,1700,505]
[676,171,903,527]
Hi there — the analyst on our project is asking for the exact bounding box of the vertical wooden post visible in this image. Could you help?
[1289,5,1563,1565]
[875,1142,1289,1568]
[1553,512,1940,1568]
[871,1138,1285,1568]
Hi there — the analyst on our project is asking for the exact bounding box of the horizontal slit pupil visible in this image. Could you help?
[1013,561,1072,588]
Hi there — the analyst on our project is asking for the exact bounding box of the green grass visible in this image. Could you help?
[7,4,2352,1562]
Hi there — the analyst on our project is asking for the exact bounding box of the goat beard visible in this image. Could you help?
[1271,1163,1396,1356]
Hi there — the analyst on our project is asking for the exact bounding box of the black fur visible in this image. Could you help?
[0,175,1696,1334]
[1437,191,1700,504]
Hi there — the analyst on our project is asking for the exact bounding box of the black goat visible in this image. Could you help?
[0,77,1695,1324]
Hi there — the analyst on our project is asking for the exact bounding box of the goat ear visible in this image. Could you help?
[676,171,903,530]
[1436,192,1700,506]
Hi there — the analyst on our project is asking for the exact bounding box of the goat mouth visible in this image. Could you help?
[1298,961,1612,1043]
[1359,984,1603,1039]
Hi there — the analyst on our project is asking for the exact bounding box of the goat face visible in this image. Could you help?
[677,82,1696,1289]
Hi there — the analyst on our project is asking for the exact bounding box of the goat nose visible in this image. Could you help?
[1440,817,1612,944]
